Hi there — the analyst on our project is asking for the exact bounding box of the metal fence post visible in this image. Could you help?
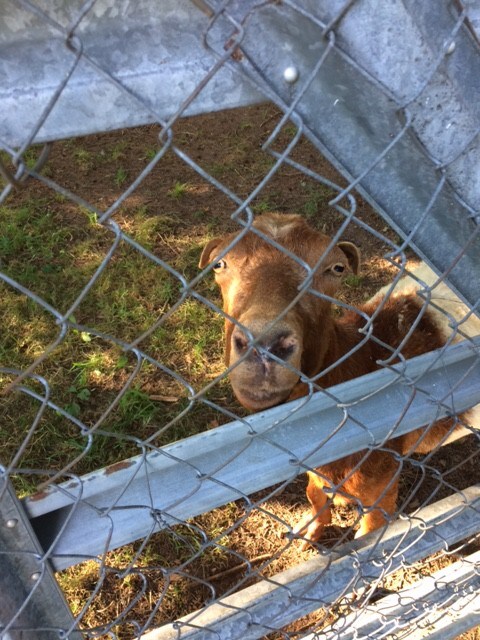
[0,478,82,639]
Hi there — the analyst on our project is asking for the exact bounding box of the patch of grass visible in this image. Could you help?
[111,141,128,161]
[167,181,189,199]
[283,124,298,138]
[0,201,84,303]
[84,208,98,225]
[174,244,203,280]
[0,149,12,165]
[252,198,271,214]
[1,146,44,177]
[64,385,91,419]
[23,147,42,170]
[206,162,228,178]
[301,182,334,219]
[118,386,158,425]
[73,147,94,171]
[124,208,181,251]
[144,147,157,161]
[169,299,223,376]
[114,167,128,186]
[344,274,364,288]
[0,189,226,488]
[82,249,180,342]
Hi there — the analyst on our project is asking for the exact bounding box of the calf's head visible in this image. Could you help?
[199,214,359,411]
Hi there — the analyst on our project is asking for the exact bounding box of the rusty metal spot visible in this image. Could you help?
[224,36,244,62]
[28,490,50,502]
[104,460,135,475]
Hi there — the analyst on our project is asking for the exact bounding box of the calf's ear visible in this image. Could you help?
[337,241,360,275]
[199,238,223,269]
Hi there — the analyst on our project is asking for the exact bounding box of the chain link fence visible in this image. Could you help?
[1,0,480,638]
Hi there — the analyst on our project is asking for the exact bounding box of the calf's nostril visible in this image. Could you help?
[232,326,297,362]
[270,333,296,361]
[233,332,248,354]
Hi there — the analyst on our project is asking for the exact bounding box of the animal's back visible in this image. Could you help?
[370,263,480,342]
[369,263,480,437]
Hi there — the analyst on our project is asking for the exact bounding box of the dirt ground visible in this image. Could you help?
[3,103,479,638]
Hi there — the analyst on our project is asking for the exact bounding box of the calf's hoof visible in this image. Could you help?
[289,514,326,550]
[354,510,391,539]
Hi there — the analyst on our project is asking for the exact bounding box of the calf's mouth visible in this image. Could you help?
[231,382,297,412]
[229,356,300,411]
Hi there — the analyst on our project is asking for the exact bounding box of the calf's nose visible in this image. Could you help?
[231,324,298,364]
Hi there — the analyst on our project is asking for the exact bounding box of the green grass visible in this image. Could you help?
[0,192,229,494]
[252,198,271,214]
[73,147,94,171]
[206,162,228,178]
[114,167,128,186]
[1,147,44,179]
[23,147,43,170]
[301,182,335,218]
[344,273,364,288]
[144,147,157,161]
[111,141,128,161]
[167,181,189,198]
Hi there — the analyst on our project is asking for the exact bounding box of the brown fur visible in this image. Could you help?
[200,213,464,545]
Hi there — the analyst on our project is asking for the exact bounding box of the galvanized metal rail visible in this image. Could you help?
[23,337,480,571]
[144,486,480,640]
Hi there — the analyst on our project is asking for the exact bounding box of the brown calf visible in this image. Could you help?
[200,213,477,545]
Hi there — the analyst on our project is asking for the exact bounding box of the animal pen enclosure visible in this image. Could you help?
[1,0,480,638]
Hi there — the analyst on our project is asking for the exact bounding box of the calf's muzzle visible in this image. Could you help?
[228,318,303,411]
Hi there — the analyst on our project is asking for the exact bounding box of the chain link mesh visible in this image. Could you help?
[1,1,480,639]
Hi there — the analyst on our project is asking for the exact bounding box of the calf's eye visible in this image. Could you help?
[213,259,227,271]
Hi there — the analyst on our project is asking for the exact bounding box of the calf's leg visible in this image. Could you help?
[293,452,400,547]
[292,472,331,549]
[354,474,399,537]
[341,451,400,538]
